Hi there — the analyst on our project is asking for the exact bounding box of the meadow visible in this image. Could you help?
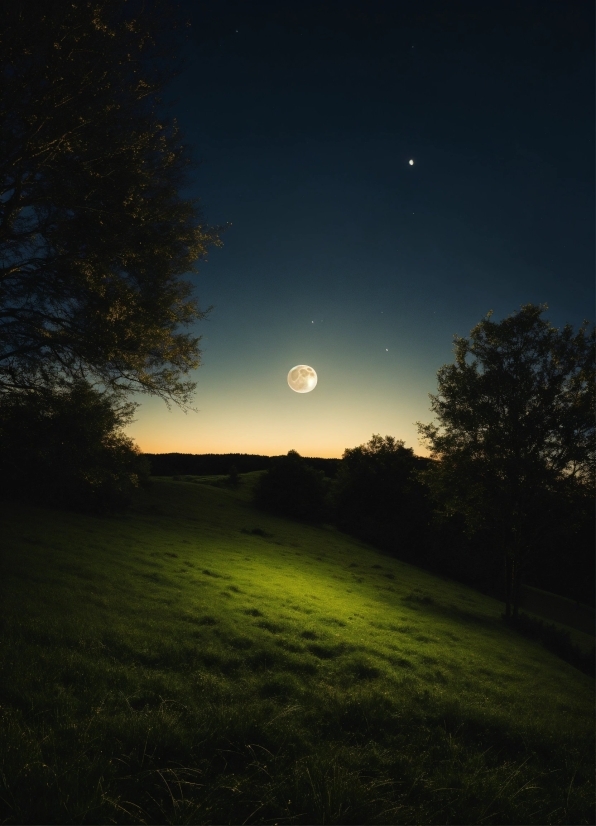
[0,475,593,824]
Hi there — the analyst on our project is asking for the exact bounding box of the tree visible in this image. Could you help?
[0,380,150,511]
[417,304,595,617]
[0,0,225,405]
[254,450,328,522]
[332,434,432,560]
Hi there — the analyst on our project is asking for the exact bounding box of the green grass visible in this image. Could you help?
[0,475,593,824]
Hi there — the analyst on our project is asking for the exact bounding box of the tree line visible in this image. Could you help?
[146,453,340,478]
[254,438,593,610]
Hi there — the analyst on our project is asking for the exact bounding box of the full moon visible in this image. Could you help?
[287,364,317,393]
[409,159,414,165]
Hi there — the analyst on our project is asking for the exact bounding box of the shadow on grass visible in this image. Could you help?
[503,613,595,677]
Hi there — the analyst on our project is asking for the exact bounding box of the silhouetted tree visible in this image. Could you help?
[418,304,595,617]
[0,381,149,511]
[332,434,432,560]
[0,0,225,405]
[254,450,328,522]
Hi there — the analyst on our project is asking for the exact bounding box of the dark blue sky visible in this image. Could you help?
[128,0,594,457]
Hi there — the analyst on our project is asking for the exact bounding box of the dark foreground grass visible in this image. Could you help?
[0,476,593,824]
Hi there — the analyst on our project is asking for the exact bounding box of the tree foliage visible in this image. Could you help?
[0,0,224,405]
[0,380,149,511]
[417,304,595,616]
[332,434,432,560]
[254,450,328,522]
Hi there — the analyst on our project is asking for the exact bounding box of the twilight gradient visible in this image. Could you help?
[124,4,594,459]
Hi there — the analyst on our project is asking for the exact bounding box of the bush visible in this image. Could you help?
[254,451,328,522]
[226,464,240,488]
[0,382,149,512]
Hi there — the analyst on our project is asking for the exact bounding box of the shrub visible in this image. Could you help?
[254,451,328,522]
[226,464,240,488]
[0,382,149,512]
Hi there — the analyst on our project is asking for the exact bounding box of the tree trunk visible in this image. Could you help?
[512,556,522,619]
[505,554,513,618]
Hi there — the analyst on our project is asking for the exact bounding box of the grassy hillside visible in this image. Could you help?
[0,476,593,824]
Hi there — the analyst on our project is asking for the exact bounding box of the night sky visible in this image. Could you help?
[125,0,594,459]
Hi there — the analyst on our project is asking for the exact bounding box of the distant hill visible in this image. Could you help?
[144,452,341,478]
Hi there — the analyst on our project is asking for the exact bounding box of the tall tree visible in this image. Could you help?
[0,0,225,406]
[417,304,595,617]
